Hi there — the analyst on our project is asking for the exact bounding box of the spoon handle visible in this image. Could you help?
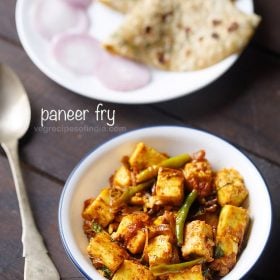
[2,139,60,280]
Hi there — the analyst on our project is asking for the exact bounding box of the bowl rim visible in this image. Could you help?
[58,125,273,280]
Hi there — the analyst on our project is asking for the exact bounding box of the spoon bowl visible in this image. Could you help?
[0,64,31,143]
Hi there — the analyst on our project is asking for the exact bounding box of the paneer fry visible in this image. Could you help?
[211,205,249,276]
[155,167,185,206]
[87,231,127,274]
[112,212,149,254]
[82,143,250,279]
[112,260,155,280]
[129,142,168,171]
[112,165,132,188]
[182,220,214,262]
[83,188,115,227]
[216,205,249,248]
[147,235,173,266]
[184,150,213,197]
[215,168,248,206]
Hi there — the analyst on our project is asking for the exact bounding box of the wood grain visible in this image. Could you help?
[0,0,18,44]
[254,0,280,54]
[0,39,279,182]
[0,39,182,182]
[153,47,280,165]
[0,156,81,279]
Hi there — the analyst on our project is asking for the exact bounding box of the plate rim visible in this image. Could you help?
[16,0,254,104]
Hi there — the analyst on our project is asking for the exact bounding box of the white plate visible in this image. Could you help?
[16,0,254,104]
[59,126,272,280]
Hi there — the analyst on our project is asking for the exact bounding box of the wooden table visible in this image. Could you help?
[0,1,279,279]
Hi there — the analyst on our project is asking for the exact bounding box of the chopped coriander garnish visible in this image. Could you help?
[91,222,103,233]
[100,266,112,279]
[214,244,225,258]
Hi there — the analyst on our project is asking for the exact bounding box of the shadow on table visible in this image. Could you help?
[154,45,279,121]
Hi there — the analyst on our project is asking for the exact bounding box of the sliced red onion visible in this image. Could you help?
[96,54,151,91]
[62,0,92,9]
[33,0,89,40]
[52,34,102,75]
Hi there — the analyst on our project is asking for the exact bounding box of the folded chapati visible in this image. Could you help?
[103,0,260,71]
[99,0,140,13]
[99,0,237,13]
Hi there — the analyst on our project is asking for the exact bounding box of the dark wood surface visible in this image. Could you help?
[0,1,279,279]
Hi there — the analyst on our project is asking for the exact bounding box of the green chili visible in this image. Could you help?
[150,258,205,276]
[176,189,198,246]
[136,153,191,183]
[112,179,154,206]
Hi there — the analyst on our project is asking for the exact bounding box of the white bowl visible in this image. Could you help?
[59,126,272,279]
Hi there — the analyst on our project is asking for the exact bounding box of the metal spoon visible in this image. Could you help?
[0,64,59,280]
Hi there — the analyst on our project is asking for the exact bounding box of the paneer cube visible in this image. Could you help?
[168,265,204,280]
[87,232,126,273]
[216,205,249,246]
[182,220,214,262]
[213,235,239,273]
[130,194,146,206]
[113,213,149,254]
[127,230,146,254]
[82,188,115,227]
[147,235,173,266]
[113,165,132,188]
[129,142,168,171]
[112,260,155,280]
[215,168,248,206]
[184,155,213,197]
[211,205,249,276]
[210,236,239,276]
[155,167,184,206]
[153,211,176,227]
[114,213,150,238]
[153,215,166,226]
